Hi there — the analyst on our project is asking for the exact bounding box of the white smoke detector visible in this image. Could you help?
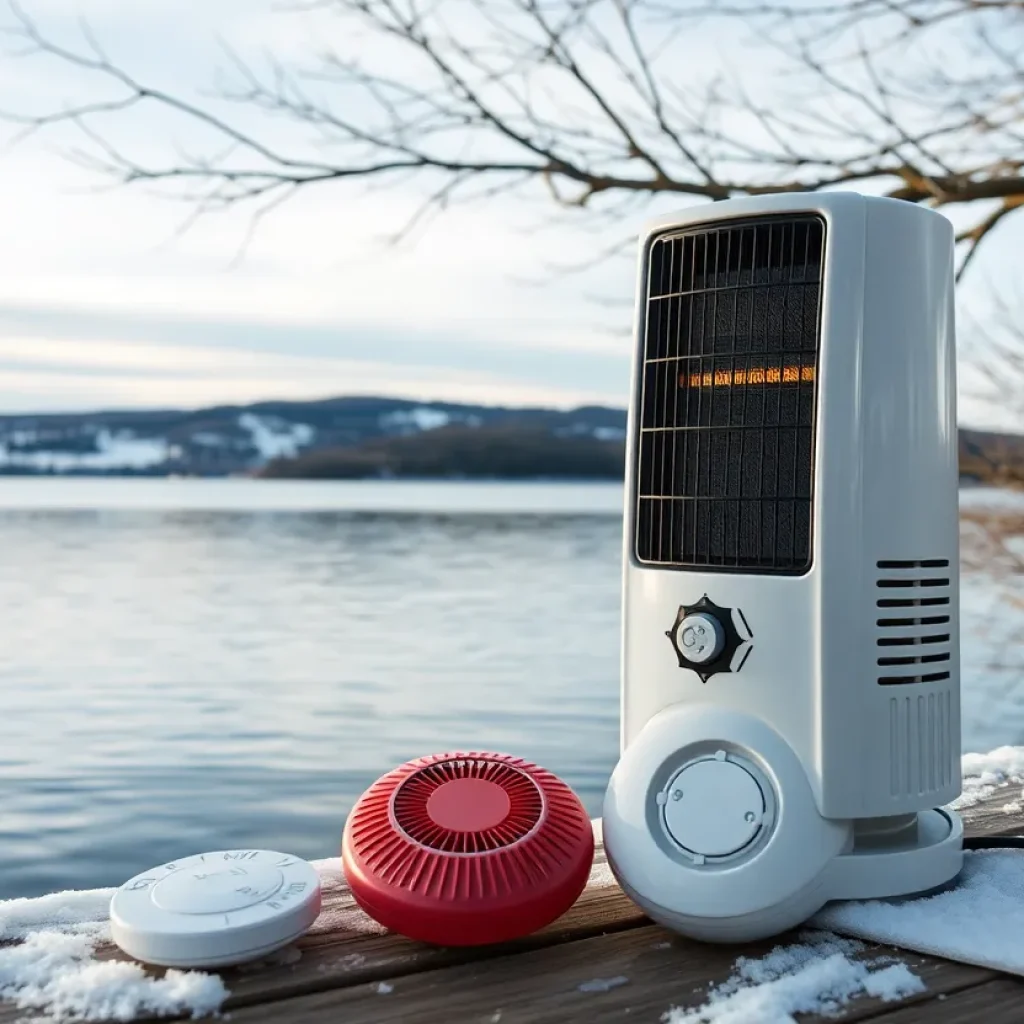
[603,193,964,943]
[110,850,322,967]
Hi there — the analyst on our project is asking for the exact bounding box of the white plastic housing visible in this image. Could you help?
[605,192,964,942]
[621,192,960,817]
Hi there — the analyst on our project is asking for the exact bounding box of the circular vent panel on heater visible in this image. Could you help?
[342,752,594,946]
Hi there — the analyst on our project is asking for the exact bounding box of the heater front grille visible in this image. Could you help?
[635,214,825,572]
[875,560,953,685]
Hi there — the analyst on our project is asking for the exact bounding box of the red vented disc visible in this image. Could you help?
[342,752,594,946]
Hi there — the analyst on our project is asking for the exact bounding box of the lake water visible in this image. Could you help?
[2,478,1022,900]
[1,479,623,899]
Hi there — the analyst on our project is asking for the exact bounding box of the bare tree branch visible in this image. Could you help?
[0,0,1021,276]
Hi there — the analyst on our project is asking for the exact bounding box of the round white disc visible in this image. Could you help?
[110,850,322,968]
[663,758,764,857]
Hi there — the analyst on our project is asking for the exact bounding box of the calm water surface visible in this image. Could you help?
[2,479,623,898]
[3,479,1021,899]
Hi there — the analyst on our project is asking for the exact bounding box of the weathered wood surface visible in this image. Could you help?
[2,790,1022,1023]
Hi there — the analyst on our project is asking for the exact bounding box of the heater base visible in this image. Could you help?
[826,807,964,903]
[616,869,837,945]
[603,705,970,944]
[613,807,964,944]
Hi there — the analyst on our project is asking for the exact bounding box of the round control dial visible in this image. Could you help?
[675,613,725,664]
[662,756,765,857]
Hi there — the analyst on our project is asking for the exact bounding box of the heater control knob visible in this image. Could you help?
[662,756,764,858]
[675,613,725,665]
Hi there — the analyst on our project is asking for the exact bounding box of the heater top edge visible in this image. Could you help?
[637,191,947,245]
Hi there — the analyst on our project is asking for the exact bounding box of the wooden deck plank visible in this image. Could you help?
[222,878,645,1008]
[955,797,1024,840]
[226,925,997,1024]
[865,978,1024,1023]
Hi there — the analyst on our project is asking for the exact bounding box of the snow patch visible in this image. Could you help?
[813,849,1024,978]
[0,883,228,1020]
[0,430,173,472]
[0,889,113,943]
[238,414,314,461]
[951,746,1024,809]
[0,931,228,1023]
[663,933,923,1024]
[379,407,451,433]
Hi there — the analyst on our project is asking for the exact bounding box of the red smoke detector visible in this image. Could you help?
[342,752,594,946]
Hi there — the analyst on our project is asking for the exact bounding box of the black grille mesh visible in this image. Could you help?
[635,215,825,572]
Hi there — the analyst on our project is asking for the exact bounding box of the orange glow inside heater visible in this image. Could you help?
[682,365,816,388]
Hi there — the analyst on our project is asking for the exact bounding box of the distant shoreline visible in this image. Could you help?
[2,394,1022,487]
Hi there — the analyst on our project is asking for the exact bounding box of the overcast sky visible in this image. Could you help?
[0,0,1018,428]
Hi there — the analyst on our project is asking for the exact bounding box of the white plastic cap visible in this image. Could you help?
[110,850,322,968]
[675,612,725,664]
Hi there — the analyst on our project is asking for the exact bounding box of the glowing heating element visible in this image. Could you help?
[682,365,816,388]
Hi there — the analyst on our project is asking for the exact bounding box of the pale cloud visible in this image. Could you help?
[0,148,632,349]
[0,368,615,411]
[0,303,632,388]
[0,335,621,412]
[0,334,361,374]
[0,331,621,391]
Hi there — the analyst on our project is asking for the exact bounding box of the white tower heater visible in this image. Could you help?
[602,192,963,943]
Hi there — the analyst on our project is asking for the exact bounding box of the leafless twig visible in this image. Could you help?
[0,0,1021,275]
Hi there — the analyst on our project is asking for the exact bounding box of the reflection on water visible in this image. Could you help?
[1,481,622,898]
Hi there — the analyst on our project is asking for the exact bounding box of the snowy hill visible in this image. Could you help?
[0,397,627,477]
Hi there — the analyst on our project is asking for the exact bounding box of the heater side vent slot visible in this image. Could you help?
[888,690,956,797]
[634,214,825,573]
[875,560,952,686]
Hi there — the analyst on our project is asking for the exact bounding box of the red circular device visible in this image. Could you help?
[342,752,594,946]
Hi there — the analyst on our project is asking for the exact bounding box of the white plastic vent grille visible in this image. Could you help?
[875,559,952,685]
